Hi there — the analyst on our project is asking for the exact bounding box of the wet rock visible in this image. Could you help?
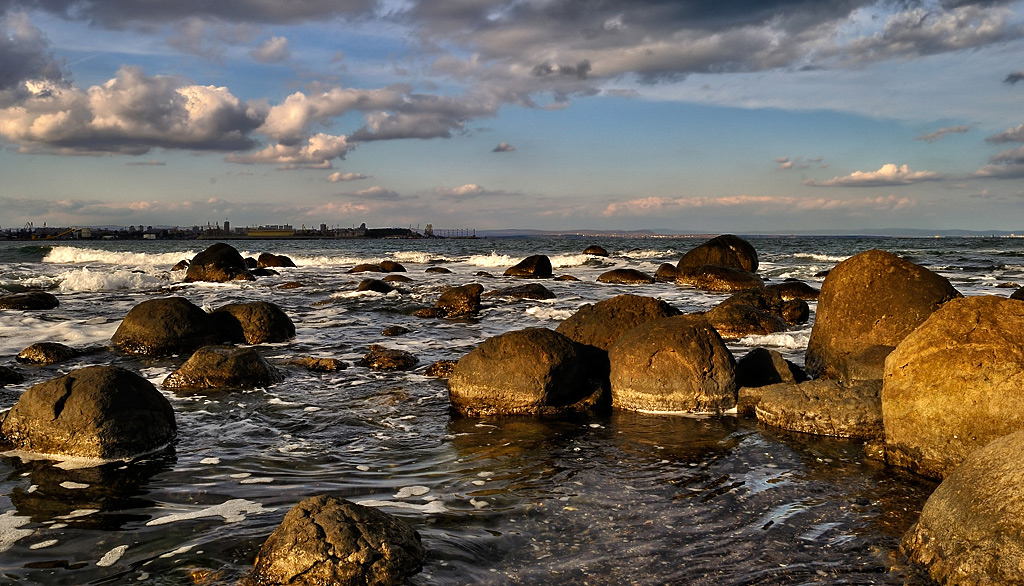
[251,268,279,277]
[111,297,220,357]
[902,430,1024,586]
[412,307,443,318]
[425,266,452,274]
[171,260,189,271]
[704,303,786,338]
[244,257,258,269]
[765,280,820,301]
[356,279,396,294]
[755,379,883,440]
[675,265,764,292]
[608,314,737,414]
[379,260,406,272]
[348,263,384,273]
[381,326,409,337]
[554,275,580,282]
[805,249,960,382]
[291,357,348,372]
[556,294,680,351]
[433,283,484,317]
[780,299,810,324]
[184,242,255,283]
[245,495,424,586]
[278,281,304,289]
[583,245,609,256]
[0,365,176,459]
[503,255,553,278]
[483,283,556,300]
[597,268,655,285]
[425,359,458,378]
[0,365,24,386]
[383,274,414,283]
[0,291,59,311]
[212,301,296,345]
[449,328,606,416]
[358,345,418,371]
[736,348,807,390]
[163,346,283,392]
[881,295,1024,479]
[1012,286,1024,301]
[16,342,78,365]
[475,271,494,278]
[257,252,296,268]
[677,234,759,273]
[654,263,679,282]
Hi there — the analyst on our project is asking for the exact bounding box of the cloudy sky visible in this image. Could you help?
[0,0,1022,233]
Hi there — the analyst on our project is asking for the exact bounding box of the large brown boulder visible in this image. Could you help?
[448,328,606,416]
[483,283,556,300]
[608,314,737,413]
[902,430,1024,586]
[675,265,764,292]
[765,280,820,301]
[0,291,59,310]
[503,255,552,278]
[754,379,883,440]
[184,242,254,283]
[597,268,655,285]
[257,252,296,268]
[16,342,78,365]
[246,495,424,586]
[881,295,1024,478]
[677,234,759,273]
[0,365,176,459]
[433,283,484,317]
[583,245,609,256]
[654,263,679,282]
[555,294,680,351]
[805,249,960,381]
[111,297,220,357]
[163,346,283,392]
[212,301,296,344]
[379,260,406,272]
[704,304,786,339]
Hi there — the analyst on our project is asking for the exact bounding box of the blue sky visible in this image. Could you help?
[0,0,1022,233]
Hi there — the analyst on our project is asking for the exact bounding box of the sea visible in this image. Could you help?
[0,235,1021,585]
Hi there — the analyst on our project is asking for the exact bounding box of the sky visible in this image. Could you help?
[0,0,1022,233]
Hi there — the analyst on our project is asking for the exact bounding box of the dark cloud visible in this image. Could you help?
[0,12,66,92]
[1006,71,1024,84]
[492,142,515,152]
[915,125,972,142]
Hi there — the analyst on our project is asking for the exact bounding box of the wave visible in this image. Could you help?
[57,267,166,292]
[467,252,521,268]
[792,253,849,263]
[391,251,454,264]
[43,246,194,267]
[549,254,594,268]
[737,331,811,349]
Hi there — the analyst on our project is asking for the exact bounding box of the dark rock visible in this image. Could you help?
[556,294,680,351]
[1012,286,1024,301]
[383,274,413,283]
[608,314,736,413]
[279,281,304,289]
[379,260,406,272]
[675,265,764,292]
[163,346,283,392]
[901,430,1024,586]
[425,360,458,378]
[654,263,679,282]
[805,249,960,381]
[358,345,418,371]
[583,245,609,256]
[677,234,759,273]
[0,365,24,386]
[780,299,809,324]
[356,279,396,294]
[111,297,219,357]
[475,271,494,278]
[185,243,255,283]
[554,275,580,282]
[881,295,1024,479]
[755,379,882,440]
[483,283,556,300]
[257,252,296,268]
[449,328,606,416]
[381,326,409,336]
[0,365,176,459]
[0,291,59,311]
[503,255,553,278]
[736,348,807,389]
[704,303,786,338]
[16,342,78,365]
[292,357,348,372]
[348,263,384,273]
[597,268,655,285]
[171,260,189,271]
[434,283,483,317]
[245,495,424,586]
[996,281,1020,289]
[765,280,820,301]
[251,268,279,277]
[244,257,258,269]
[425,266,452,274]
[212,301,296,345]
[412,307,443,318]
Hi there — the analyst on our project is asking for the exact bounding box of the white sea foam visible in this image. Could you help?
[43,246,194,267]
[738,331,811,349]
[467,252,521,267]
[57,268,165,292]
[394,486,430,498]
[792,253,848,263]
[525,306,573,321]
[392,251,453,264]
[0,511,33,552]
[97,544,129,567]
[146,498,272,526]
[358,499,449,514]
[550,254,593,268]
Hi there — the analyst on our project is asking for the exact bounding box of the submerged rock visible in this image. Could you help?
[383,274,414,283]
[111,297,220,357]
[765,280,820,301]
[291,357,348,372]
[483,283,556,300]
[348,263,384,273]
[381,326,410,337]
[555,294,680,351]
[755,379,883,440]
[184,242,254,283]
[424,266,453,274]
[735,348,807,390]
[704,303,786,338]
[0,291,59,311]
[504,255,552,278]
[677,234,759,273]
[358,345,418,371]
[355,279,396,294]
[0,365,176,459]
[425,359,458,378]
[654,263,679,282]
[16,342,78,365]
[597,268,655,285]
[0,365,24,386]
[163,346,283,392]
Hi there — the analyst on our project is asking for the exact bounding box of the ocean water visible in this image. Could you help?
[0,235,1020,585]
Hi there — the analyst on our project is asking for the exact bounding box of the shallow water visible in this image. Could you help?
[0,235,1020,584]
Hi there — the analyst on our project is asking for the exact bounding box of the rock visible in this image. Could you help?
[251,268,279,277]
[754,379,883,440]
[608,314,737,414]
[654,263,679,282]
[677,234,759,273]
[257,252,296,268]
[16,342,78,365]
[381,326,410,337]
[425,360,458,378]
[554,275,580,282]
[881,295,1024,479]
[1012,286,1024,301]
[383,274,414,283]
[503,255,552,278]
[111,297,220,357]
[675,265,764,292]
[780,299,809,324]
[379,260,406,272]
[424,266,452,274]
[704,303,786,338]
[348,263,384,273]
[556,294,681,351]
[358,345,418,371]
[448,328,606,416]
[735,348,806,389]
[765,280,820,301]
[211,301,296,345]
[246,495,424,586]
[583,245,609,256]
[475,271,494,278]
[434,283,483,317]
[597,268,655,285]
[0,291,59,310]
[171,260,189,271]
[0,365,24,386]
[292,357,348,372]
[356,279,396,294]
[244,257,258,269]
[901,430,1024,586]
[279,281,304,289]
[412,308,443,318]
[163,346,283,392]
[483,283,556,300]
[184,243,254,283]
[806,249,961,381]
[0,365,176,459]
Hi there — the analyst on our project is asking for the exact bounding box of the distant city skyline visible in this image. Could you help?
[1,1,1022,233]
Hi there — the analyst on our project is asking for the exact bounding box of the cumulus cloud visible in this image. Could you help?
[227,132,351,168]
[433,184,512,199]
[915,125,971,143]
[250,36,291,63]
[0,12,65,96]
[492,142,515,152]
[804,163,944,187]
[327,171,370,182]
[602,194,916,216]
[349,186,403,200]
[986,123,1024,144]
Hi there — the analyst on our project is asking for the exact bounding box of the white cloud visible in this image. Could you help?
[327,171,370,182]
[227,133,351,168]
[250,36,291,63]
[433,184,513,199]
[987,123,1024,144]
[804,163,943,187]
[602,193,916,217]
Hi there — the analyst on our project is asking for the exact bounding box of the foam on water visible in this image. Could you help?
[737,330,811,349]
[57,267,165,292]
[43,246,194,266]
[0,511,33,553]
[145,498,272,526]
[550,253,594,268]
[467,252,521,267]
[524,306,574,321]
[792,252,849,263]
[392,250,454,264]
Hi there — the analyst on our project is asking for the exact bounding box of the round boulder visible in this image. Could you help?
[212,301,296,345]
[765,280,820,301]
[806,249,960,381]
[358,345,418,371]
[355,279,396,294]
[424,266,452,274]
[675,265,764,292]
[348,263,384,273]
[608,314,737,413]
[677,234,759,273]
[16,342,77,365]
[434,283,483,317]
[246,495,424,586]
[503,255,552,278]
[881,295,1024,478]
[448,328,605,416]
[583,245,609,256]
[111,297,219,357]
[555,294,680,351]
[257,252,296,268]
[184,242,254,283]
[704,303,786,338]
[1011,286,1024,301]
[0,365,176,459]
[163,346,283,392]
[597,268,655,285]
[0,291,59,311]
[483,283,556,300]
[654,263,679,282]
[383,274,413,283]
[379,260,406,272]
